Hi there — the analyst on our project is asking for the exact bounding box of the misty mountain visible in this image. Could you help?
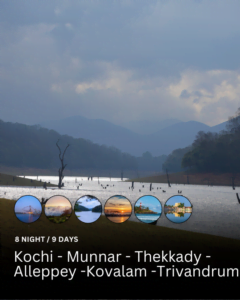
[122,119,182,134]
[147,121,211,156]
[209,120,228,133]
[0,120,137,171]
[41,116,228,156]
[41,115,142,156]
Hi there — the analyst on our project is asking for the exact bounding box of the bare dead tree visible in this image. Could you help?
[166,169,171,187]
[236,193,240,204]
[231,172,237,190]
[56,139,70,189]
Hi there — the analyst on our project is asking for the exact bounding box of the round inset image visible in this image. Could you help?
[74,195,102,223]
[164,195,193,223]
[134,195,162,224]
[104,195,132,223]
[45,195,72,224]
[14,195,42,223]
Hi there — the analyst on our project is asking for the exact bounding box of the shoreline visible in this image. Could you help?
[128,171,240,186]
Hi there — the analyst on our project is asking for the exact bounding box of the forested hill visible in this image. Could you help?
[0,120,137,171]
[163,108,240,174]
[181,109,240,173]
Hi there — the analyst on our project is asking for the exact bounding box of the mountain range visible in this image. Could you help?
[45,206,71,216]
[41,116,228,156]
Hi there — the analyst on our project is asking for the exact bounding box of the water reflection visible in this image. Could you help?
[107,216,129,223]
[14,195,42,223]
[164,195,192,224]
[74,195,102,223]
[104,195,132,223]
[75,211,101,223]
[16,213,40,223]
[166,212,191,223]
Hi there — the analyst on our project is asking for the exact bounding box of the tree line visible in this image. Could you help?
[163,108,240,173]
[0,120,166,172]
[0,120,136,171]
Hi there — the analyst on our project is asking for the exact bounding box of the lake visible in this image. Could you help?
[75,211,101,223]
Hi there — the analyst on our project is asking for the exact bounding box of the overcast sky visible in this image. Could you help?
[1,0,240,126]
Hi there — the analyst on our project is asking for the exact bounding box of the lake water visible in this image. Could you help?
[165,212,192,224]
[75,211,101,223]
[135,213,161,223]
[107,216,130,223]
[16,213,40,223]
[1,176,240,240]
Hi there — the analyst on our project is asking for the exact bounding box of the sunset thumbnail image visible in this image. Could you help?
[44,195,72,224]
[14,195,42,223]
[104,195,132,223]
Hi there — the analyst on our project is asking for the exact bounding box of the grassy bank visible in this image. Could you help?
[127,171,240,186]
[0,172,56,187]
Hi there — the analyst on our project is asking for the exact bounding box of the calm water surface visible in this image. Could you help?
[165,212,191,223]
[107,216,129,223]
[16,213,40,223]
[75,211,101,223]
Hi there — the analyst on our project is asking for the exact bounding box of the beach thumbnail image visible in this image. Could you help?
[14,195,42,223]
[74,195,102,223]
[164,195,193,223]
[104,195,132,223]
[45,195,72,224]
[134,195,162,224]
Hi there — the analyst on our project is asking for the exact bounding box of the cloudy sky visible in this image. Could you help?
[1,0,240,126]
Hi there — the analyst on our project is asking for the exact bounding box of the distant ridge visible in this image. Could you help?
[41,116,228,156]
[0,119,137,172]
[122,119,183,134]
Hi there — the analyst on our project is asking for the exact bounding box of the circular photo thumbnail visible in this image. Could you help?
[14,195,42,223]
[74,195,102,223]
[134,195,162,224]
[164,195,193,223]
[45,195,72,224]
[104,195,132,223]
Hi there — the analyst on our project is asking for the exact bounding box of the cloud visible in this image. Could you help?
[75,63,134,94]
[180,90,191,99]
[1,0,240,126]
[169,69,240,124]
[54,7,61,16]
[65,23,73,29]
